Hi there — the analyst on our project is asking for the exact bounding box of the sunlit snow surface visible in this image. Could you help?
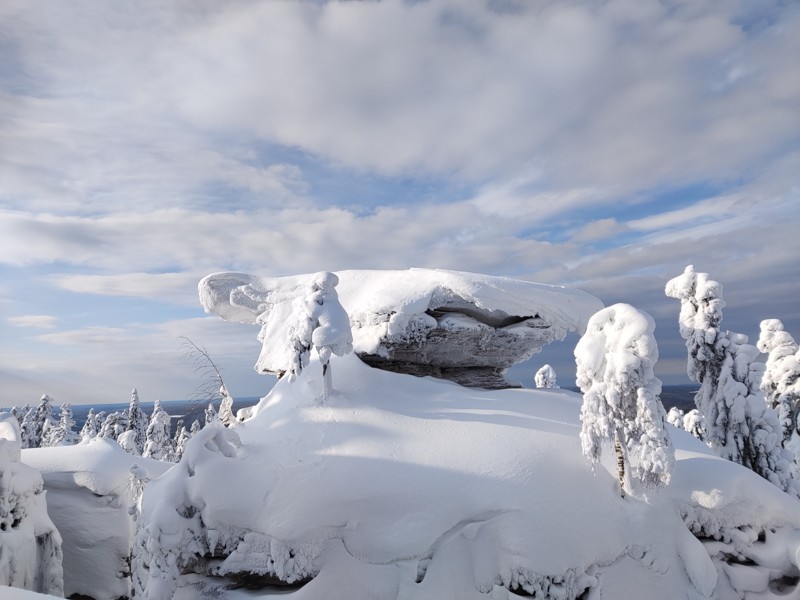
[133,354,800,600]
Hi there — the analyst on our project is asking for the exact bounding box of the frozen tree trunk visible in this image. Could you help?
[322,363,332,403]
[614,436,625,497]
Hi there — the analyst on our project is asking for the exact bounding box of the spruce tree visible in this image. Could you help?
[126,388,149,455]
[757,319,800,445]
[143,400,172,460]
[575,303,674,495]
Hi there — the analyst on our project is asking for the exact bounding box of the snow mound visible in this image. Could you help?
[134,354,800,599]
[0,413,63,597]
[200,268,602,388]
[22,437,171,600]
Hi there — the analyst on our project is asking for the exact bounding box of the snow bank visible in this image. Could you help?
[0,413,63,597]
[200,268,602,388]
[134,353,800,599]
[22,437,171,600]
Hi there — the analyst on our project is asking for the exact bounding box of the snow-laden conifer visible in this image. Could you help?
[255,272,353,402]
[98,410,128,441]
[666,407,685,429]
[27,394,55,449]
[204,402,217,427]
[534,364,559,389]
[79,408,99,441]
[219,385,235,427]
[172,419,190,462]
[757,319,800,445]
[42,403,78,446]
[682,409,706,442]
[667,266,798,494]
[143,400,172,460]
[126,388,149,455]
[575,303,674,495]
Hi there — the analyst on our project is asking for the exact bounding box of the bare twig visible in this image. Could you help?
[178,336,226,411]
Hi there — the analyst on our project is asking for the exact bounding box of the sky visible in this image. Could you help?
[1,0,798,407]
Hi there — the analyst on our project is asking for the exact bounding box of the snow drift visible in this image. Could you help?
[0,414,63,596]
[133,353,800,599]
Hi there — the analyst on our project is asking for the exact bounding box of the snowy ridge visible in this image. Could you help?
[132,353,800,599]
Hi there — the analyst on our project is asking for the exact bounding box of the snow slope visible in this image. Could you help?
[134,354,800,599]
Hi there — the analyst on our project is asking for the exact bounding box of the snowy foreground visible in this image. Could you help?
[19,353,790,600]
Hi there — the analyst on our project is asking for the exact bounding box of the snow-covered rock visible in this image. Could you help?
[0,413,63,597]
[200,268,602,388]
[22,437,171,600]
[133,354,800,599]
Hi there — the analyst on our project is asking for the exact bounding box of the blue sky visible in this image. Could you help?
[1,0,798,406]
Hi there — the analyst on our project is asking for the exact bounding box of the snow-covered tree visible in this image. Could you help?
[219,385,235,427]
[172,420,190,462]
[683,409,706,442]
[143,400,172,461]
[575,304,674,495]
[27,395,56,449]
[256,272,353,402]
[42,403,78,447]
[126,388,149,455]
[665,265,728,448]
[666,407,685,429]
[190,419,201,437]
[716,333,797,493]
[19,406,36,449]
[204,402,217,427]
[757,319,800,444]
[79,408,100,441]
[534,364,559,389]
[667,266,798,494]
[98,410,128,441]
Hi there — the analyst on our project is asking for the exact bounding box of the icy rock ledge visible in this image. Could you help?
[199,268,602,388]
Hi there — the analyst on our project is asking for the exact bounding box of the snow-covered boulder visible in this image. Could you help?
[200,268,602,388]
[0,413,63,597]
[22,437,171,600]
[133,354,800,599]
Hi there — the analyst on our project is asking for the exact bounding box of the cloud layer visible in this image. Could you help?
[1,0,797,404]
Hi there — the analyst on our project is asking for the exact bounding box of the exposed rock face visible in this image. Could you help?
[199,268,603,389]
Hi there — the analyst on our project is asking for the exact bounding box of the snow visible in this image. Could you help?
[199,269,602,388]
[21,437,171,599]
[0,414,63,596]
[0,587,63,600]
[132,352,800,599]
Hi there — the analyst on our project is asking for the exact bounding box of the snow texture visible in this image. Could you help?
[0,413,63,597]
[22,437,171,599]
[575,303,675,492]
[199,268,602,388]
[131,351,800,600]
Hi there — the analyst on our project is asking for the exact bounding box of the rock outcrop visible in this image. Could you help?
[199,268,603,388]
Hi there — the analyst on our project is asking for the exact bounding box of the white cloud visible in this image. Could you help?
[55,272,202,305]
[7,314,58,328]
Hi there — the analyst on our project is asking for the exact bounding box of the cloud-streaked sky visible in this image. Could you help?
[2,0,798,406]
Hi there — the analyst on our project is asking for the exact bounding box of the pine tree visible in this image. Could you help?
[189,419,201,437]
[534,364,559,389]
[126,388,149,455]
[575,304,674,495]
[143,400,172,460]
[757,319,800,445]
